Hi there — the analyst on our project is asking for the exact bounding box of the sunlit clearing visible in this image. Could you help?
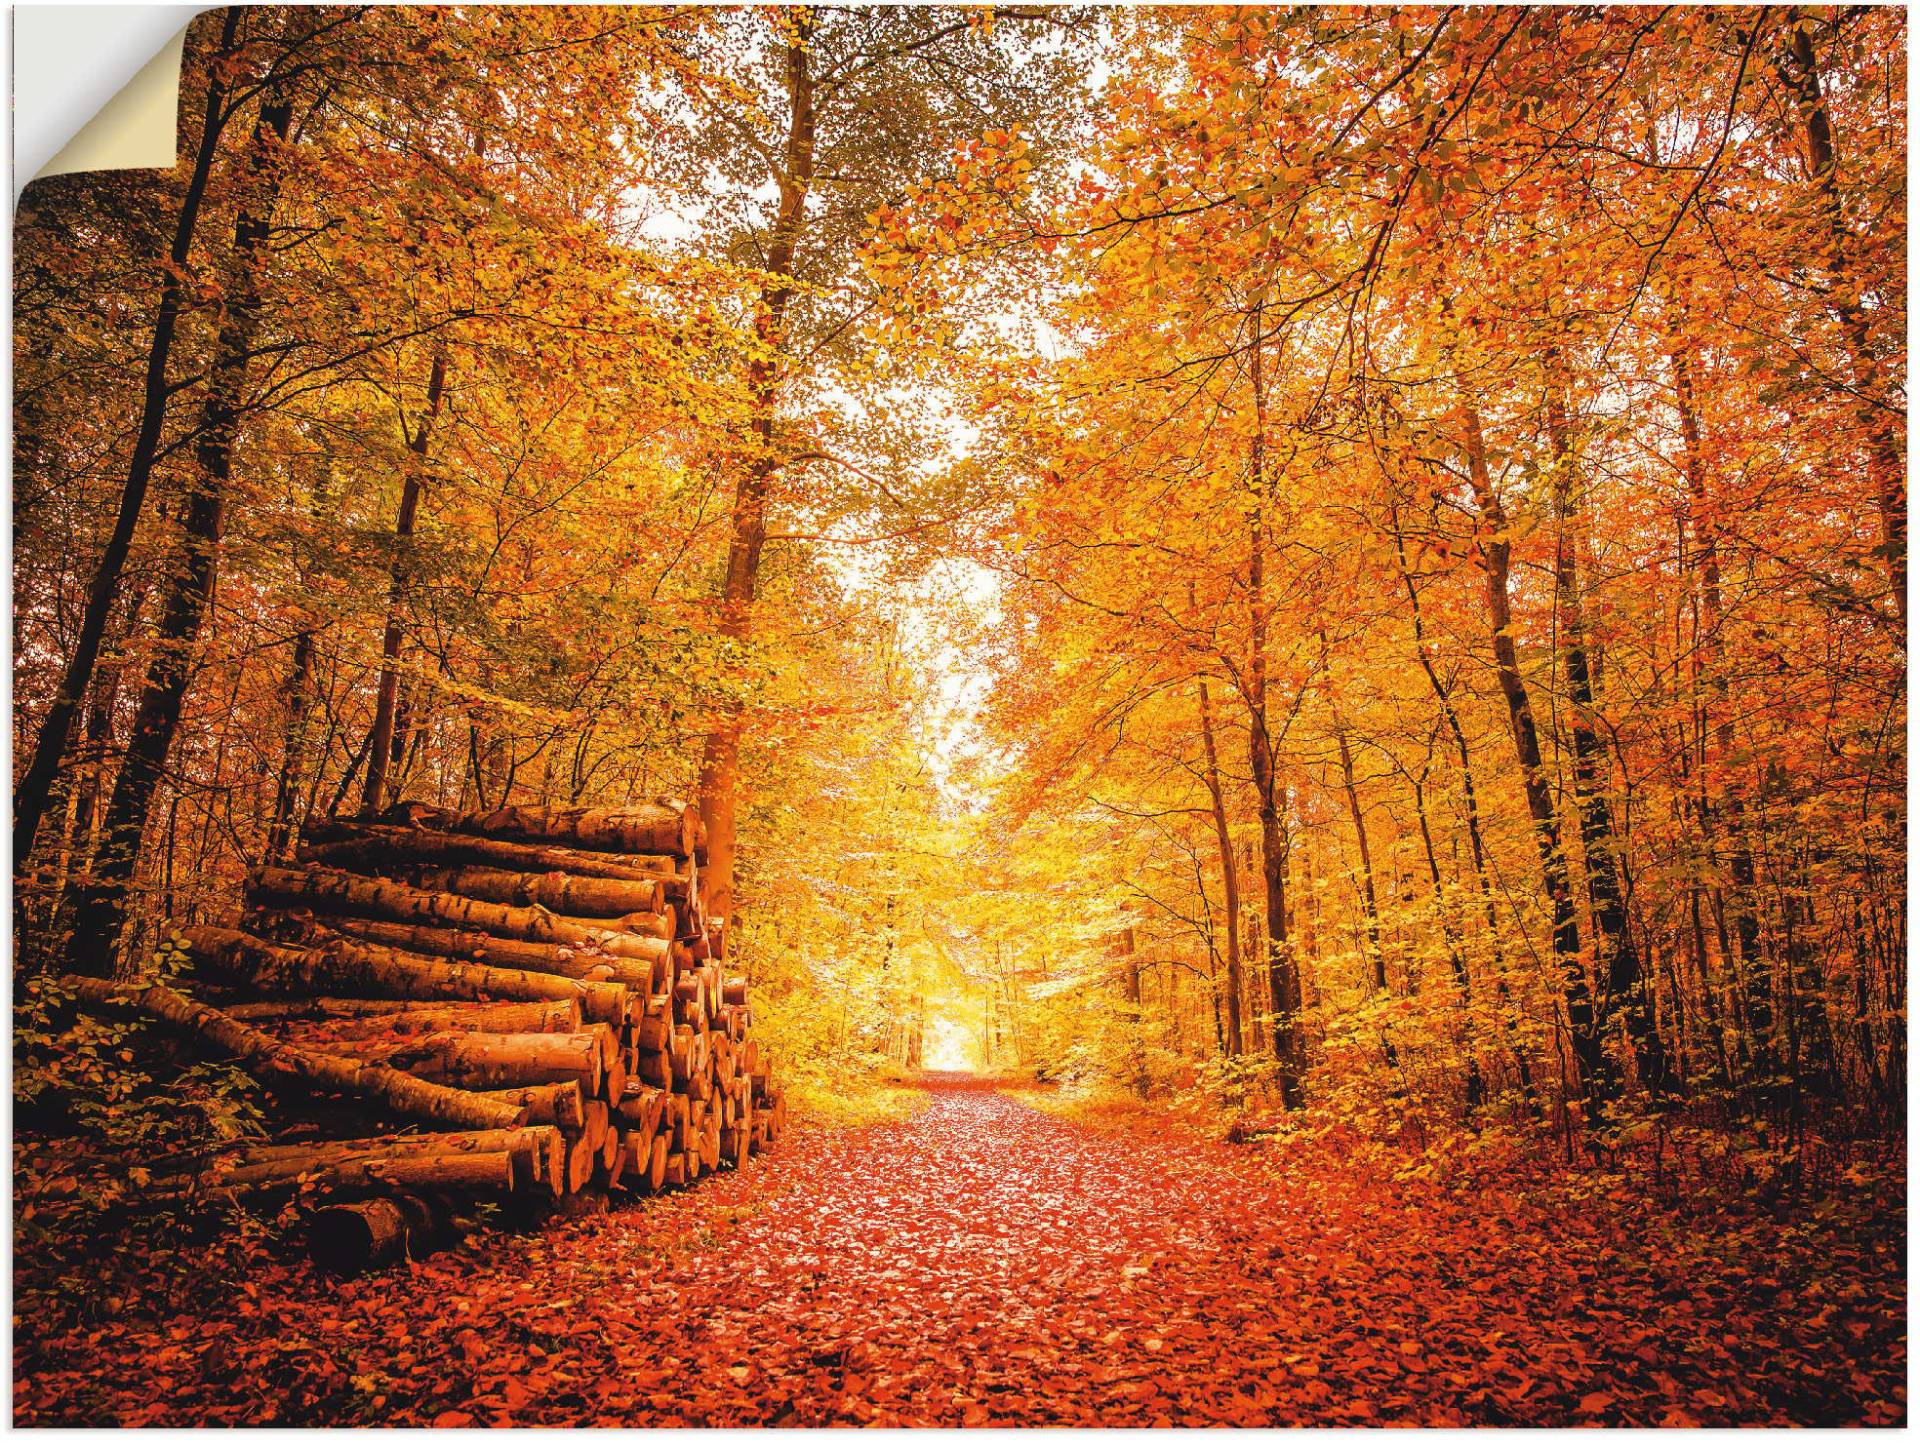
[922,1007,977,1073]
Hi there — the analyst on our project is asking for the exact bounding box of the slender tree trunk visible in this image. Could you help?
[360,351,447,818]
[1545,373,1674,1097]
[1320,645,1402,1080]
[1409,764,1486,1112]
[1195,676,1244,1056]
[1458,397,1615,1100]
[1242,304,1305,1106]
[1775,14,1905,623]
[265,627,317,862]
[70,71,297,969]
[1386,494,1532,1107]
[1670,342,1773,1088]
[696,16,816,935]
[1332,722,1386,993]
[70,661,125,885]
[13,10,244,869]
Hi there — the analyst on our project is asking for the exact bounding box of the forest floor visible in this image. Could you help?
[13,1075,1905,1426]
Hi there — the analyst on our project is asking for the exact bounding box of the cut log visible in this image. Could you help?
[385,1030,604,1093]
[597,1127,625,1188]
[663,1151,688,1187]
[398,864,668,921]
[248,866,669,962]
[582,1100,610,1151]
[191,1124,553,1169]
[64,977,522,1131]
[565,1131,597,1192]
[636,1048,670,1087]
[446,802,700,859]
[188,925,625,1025]
[222,997,582,1031]
[617,1085,667,1134]
[308,1193,447,1273]
[623,1132,669,1193]
[178,1125,563,1199]
[478,1081,585,1131]
[299,915,656,992]
[635,1015,671,1051]
[592,1026,620,1068]
[673,975,705,1021]
[301,820,688,888]
[169,1147,517,1199]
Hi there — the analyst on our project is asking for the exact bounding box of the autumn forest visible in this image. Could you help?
[11,4,1907,1427]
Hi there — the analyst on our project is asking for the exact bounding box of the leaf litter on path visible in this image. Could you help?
[13,1078,1904,1425]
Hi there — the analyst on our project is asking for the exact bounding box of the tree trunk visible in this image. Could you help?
[64,975,524,1129]
[1410,763,1485,1112]
[1243,304,1305,1106]
[1775,14,1905,623]
[697,15,817,930]
[1459,397,1613,1101]
[265,628,317,862]
[1545,374,1674,1097]
[69,660,126,885]
[1332,722,1386,993]
[1670,341,1773,1087]
[13,10,244,869]
[69,60,300,967]
[360,350,447,817]
[1195,678,1244,1056]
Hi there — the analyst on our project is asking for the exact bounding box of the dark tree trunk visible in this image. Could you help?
[13,11,244,870]
[1775,17,1905,623]
[697,18,816,934]
[1195,676,1244,1056]
[265,627,317,862]
[1545,375,1675,1097]
[69,70,298,969]
[360,351,447,818]
[1458,398,1615,1100]
[1242,304,1305,1106]
[1670,342,1772,1088]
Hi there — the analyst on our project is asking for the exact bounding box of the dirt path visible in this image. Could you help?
[14,1077,1905,1425]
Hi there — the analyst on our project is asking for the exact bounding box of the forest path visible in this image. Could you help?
[14,1077,1903,1426]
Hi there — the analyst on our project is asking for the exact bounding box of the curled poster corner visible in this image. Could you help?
[14,5,205,206]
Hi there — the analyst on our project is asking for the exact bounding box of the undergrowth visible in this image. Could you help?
[786,1074,930,1129]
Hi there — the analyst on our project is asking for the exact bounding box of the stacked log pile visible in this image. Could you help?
[75,801,787,1271]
